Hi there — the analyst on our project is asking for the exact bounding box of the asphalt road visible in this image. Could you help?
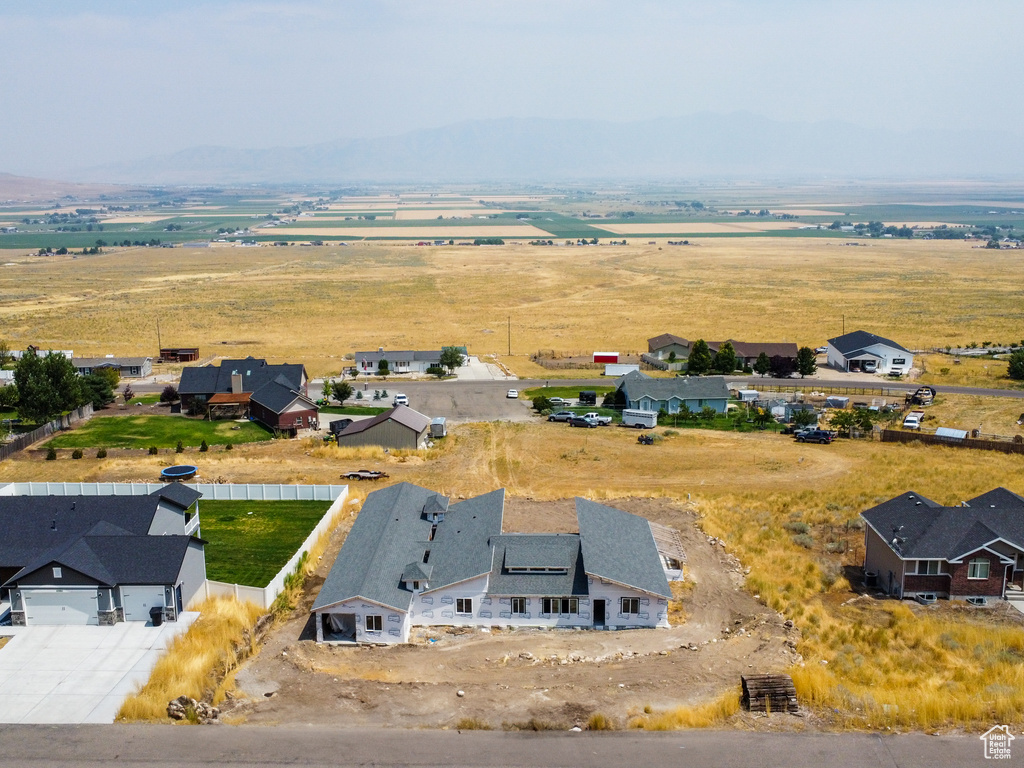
[0,725,995,767]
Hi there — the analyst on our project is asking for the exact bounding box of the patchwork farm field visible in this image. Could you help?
[2,237,1024,378]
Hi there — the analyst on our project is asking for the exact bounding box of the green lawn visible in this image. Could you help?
[319,405,389,415]
[522,385,614,399]
[47,414,273,449]
[199,500,330,586]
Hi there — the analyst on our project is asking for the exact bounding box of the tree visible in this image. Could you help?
[712,341,737,375]
[791,408,818,427]
[828,409,857,436]
[769,355,796,378]
[0,383,18,409]
[700,405,718,421]
[0,339,11,369]
[14,350,84,423]
[332,380,354,404]
[122,384,135,404]
[80,373,115,409]
[795,347,818,378]
[159,384,179,403]
[94,366,120,389]
[439,346,465,373]
[377,359,389,378]
[1007,350,1024,380]
[667,350,677,364]
[753,352,771,377]
[687,340,713,375]
[753,407,773,429]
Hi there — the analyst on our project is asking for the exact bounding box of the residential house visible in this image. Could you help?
[73,356,153,379]
[616,370,730,415]
[355,347,466,376]
[646,334,797,371]
[311,483,674,644]
[0,484,206,626]
[827,331,913,374]
[861,488,1024,603]
[178,357,317,435]
[333,405,431,450]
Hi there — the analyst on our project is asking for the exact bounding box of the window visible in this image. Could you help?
[456,598,473,615]
[413,581,419,591]
[916,561,940,575]
[967,558,990,580]
[52,567,62,579]
[422,550,430,563]
[365,614,382,632]
[621,597,640,615]
[429,525,438,542]
[511,597,526,615]
[542,597,578,615]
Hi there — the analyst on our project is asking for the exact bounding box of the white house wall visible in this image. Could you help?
[828,343,913,374]
[587,577,670,629]
[316,597,411,644]
[410,575,490,628]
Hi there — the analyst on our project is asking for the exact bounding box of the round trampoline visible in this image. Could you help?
[161,465,198,481]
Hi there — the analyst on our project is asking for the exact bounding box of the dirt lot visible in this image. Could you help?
[229,497,800,729]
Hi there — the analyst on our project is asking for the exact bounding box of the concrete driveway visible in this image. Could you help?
[0,613,197,724]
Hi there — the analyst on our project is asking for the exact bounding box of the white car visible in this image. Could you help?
[393,394,408,406]
[506,389,519,399]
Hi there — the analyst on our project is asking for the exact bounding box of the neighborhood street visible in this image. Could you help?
[0,725,995,767]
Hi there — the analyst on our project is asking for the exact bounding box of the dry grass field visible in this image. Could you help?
[2,238,1023,378]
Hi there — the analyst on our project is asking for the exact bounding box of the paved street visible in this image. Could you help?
[0,725,997,767]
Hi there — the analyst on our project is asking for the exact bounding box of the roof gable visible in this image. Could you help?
[828,330,909,356]
[617,372,730,403]
[576,498,671,598]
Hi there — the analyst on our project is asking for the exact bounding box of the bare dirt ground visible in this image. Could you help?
[228,498,801,729]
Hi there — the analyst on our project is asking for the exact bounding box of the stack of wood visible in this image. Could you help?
[741,674,799,713]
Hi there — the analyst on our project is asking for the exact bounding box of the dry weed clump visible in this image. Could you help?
[117,597,265,721]
[630,690,741,730]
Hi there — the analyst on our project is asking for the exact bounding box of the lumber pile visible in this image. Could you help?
[741,674,799,713]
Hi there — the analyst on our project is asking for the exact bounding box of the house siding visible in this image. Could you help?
[177,539,207,610]
[315,596,411,644]
[949,555,1008,599]
[587,578,669,629]
[249,401,318,432]
[863,525,907,596]
[335,419,426,450]
[411,575,491,628]
[903,574,952,596]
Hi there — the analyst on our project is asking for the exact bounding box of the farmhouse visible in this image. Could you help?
[616,370,730,414]
[646,335,797,370]
[861,488,1024,603]
[178,357,317,435]
[312,483,674,644]
[0,484,206,626]
[333,405,431,450]
[73,356,153,379]
[355,347,465,376]
[827,330,913,374]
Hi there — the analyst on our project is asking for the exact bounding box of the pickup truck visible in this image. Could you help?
[582,412,612,426]
[903,410,925,429]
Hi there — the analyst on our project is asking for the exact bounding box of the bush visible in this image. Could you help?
[46,446,57,461]
[825,540,848,554]
[159,385,179,403]
[587,713,614,730]
[782,521,810,534]
[532,395,552,412]
[455,716,492,730]
[225,443,233,451]
[199,440,208,452]
[71,448,83,460]
[175,440,184,454]
[96,448,107,459]
[149,445,159,455]
[792,534,815,549]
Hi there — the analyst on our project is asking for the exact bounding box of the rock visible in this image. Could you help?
[570,726,582,732]
[457,690,465,698]
[784,620,794,629]
[166,695,219,724]
[519,651,534,660]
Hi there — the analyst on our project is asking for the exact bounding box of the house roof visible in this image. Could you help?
[647,333,689,352]
[336,405,431,438]
[208,392,252,405]
[488,534,588,597]
[73,357,151,368]
[356,350,444,366]
[153,483,201,510]
[178,357,306,399]
[576,498,672,598]
[861,487,1024,560]
[828,330,910,356]
[616,370,730,403]
[707,340,798,359]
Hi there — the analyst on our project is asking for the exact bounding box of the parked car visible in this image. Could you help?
[796,429,835,444]
[547,397,571,407]
[903,410,925,429]
[342,469,390,480]
[548,410,576,422]
[393,393,408,406]
[506,389,519,399]
[581,412,612,426]
[815,346,828,354]
[569,415,598,428]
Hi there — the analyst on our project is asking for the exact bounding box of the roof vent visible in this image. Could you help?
[915,502,922,506]
[908,494,915,499]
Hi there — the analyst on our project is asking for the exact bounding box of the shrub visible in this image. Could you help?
[199,440,208,452]
[587,713,614,730]
[225,443,233,451]
[71,448,83,460]
[149,445,159,455]
[455,716,492,730]
[532,395,552,412]
[46,446,57,461]
[159,384,178,403]
[783,521,810,534]
[175,440,184,454]
[825,540,848,554]
[792,533,815,549]
[96,448,107,459]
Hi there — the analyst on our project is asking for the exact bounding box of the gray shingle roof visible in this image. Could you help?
[9,535,194,587]
[336,405,431,438]
[73,357,151,368]
[647,333,689,352]
[178,357,306,400]
[617,370,730,403]
[828,330,909,356]
[154,483,201,510]
[422,489,505,590]
[861,487,1024,560]
[576,498,672,598]
[488,535,588,596]
[355,350,444,366]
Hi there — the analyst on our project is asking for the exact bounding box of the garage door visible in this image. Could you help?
[121,586,166,623]
[23,588,99,625]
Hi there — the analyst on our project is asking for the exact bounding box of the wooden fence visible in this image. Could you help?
[0,404,94,462]
[881,429,1024,455]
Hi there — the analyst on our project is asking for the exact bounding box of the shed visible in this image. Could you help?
[737,390,759,403]
[593,352,619,364]
[604,363,639,377]
[825,396,850,409]
[935,427,968,440]
[334,405,431,450]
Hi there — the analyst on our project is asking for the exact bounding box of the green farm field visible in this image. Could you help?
[199,499,330,585]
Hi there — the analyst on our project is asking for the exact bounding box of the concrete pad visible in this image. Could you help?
[0,612,198,724]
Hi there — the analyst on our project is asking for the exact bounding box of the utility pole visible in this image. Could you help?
[157,319,162,351]
[842,314,845,335]
[507,315,511,356]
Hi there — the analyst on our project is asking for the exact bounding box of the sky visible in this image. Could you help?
[1,0,1021,178]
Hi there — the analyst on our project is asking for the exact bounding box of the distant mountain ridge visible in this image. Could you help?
[73,113,1024,185]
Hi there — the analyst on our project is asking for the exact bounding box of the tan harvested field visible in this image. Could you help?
[100,215,171,224]
[599,222,804,234]
[265,225,548,238]
[773,208,847,216]
[393,209,491,219]
[2,238,1023,378]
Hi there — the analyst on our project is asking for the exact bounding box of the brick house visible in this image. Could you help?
[861,488,1024,604]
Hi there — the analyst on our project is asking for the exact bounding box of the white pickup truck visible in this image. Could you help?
[903,409,925,430]
[582,412,612,426]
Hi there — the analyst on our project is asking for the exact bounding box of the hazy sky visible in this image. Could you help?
[1,0,1021,177]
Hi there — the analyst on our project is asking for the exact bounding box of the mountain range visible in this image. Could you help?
[73,113,1024,185]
